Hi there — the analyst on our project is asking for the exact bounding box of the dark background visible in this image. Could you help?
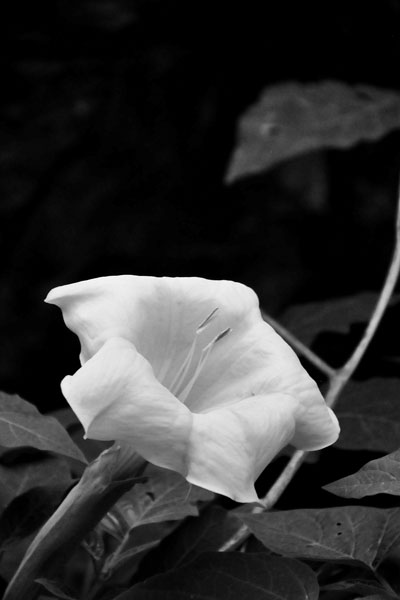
[1,0,400,411]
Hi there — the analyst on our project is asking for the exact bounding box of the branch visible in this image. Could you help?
[220,184,400,552]
[262,313,336,378]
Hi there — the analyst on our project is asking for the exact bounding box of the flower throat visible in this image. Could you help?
[169,307,231,403]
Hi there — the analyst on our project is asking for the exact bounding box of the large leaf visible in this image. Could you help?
[0,455,73,512]
[325,448,400,499]
[226,81,400,182]
[115,553,319,600]
[335,379,400,452]
[239,506,400,570]
[0,393,87,463]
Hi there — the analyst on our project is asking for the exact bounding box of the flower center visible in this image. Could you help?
[169,307,231,403]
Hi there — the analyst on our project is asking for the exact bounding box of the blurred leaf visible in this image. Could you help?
[280,293,380,347]
[115,553,319,600]
[239,506,400,570]
[226,81,400,182]
[324,448,400,498]
[0,393,87,463]
[0,455,73,512]
[335,379,400,452]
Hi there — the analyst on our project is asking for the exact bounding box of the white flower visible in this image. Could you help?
[46,276,339,502]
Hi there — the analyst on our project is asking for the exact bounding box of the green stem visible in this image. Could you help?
[3,445,146,600]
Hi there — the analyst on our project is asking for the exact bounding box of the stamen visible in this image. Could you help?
[169,334,198,395]
[197,307,219,332]
[169,307,219,395]
[178,327,231,403]
[212,327,231,344]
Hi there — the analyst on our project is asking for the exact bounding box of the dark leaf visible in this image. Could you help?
[239,506,400,570]
[149,506,242,573]
[226,81,400,182]
[36,578,77,600]
[280,293,379,347]
[335,379,400,452]
[322,579,398,599]
[0,393,87,463]
[325,448,400,498]
[102,522,178,579]
[114,553,319,600]
[0,487,66,550]
[360,596,395,600]
[100,467,213,578]
[118,466,213,527]
[0,455,73,512]
[51,406,112,463]
[0,485,72,581]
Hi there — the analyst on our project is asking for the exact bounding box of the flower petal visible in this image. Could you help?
[185,318,320,409]
[186,393,299,503]
[60,337,193,474]
[45,276,259,392]
[291,405,340,451]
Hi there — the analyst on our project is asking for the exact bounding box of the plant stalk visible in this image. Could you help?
[4,444,146,600]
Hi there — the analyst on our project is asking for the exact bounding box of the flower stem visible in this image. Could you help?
[220,183,400,553]
[3,444,146,600]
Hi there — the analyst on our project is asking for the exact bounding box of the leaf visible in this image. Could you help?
[0,485,73,582]
[322,579,398,600]
[0,455,73,512]
[36,578,77,600]
[148,506,242,574]
[361,596,394,600]
[118,466,213,527]
[100,467,213,578]
[102,522,179,579]
[51,406,112,462]
[280,293,380,347]
[226,81,400,182]
[0,393,87,463]
[324,448,400,499]
[114,553,319,600]
[335,379,400,452]
[239,506,400,570]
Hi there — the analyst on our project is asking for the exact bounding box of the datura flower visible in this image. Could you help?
[46,276,339,503]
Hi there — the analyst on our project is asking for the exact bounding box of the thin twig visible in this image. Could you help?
[262,313,336,378]
[325,198,400,408]
[219,184,400,553]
